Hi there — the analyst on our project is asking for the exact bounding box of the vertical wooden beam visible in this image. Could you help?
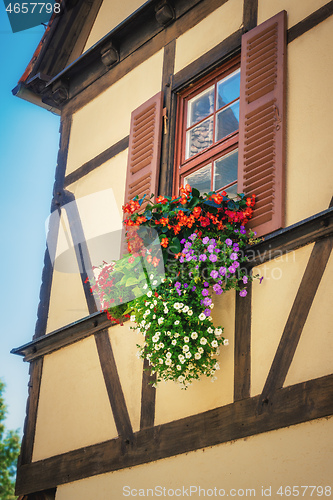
[234,280,252,400]
[158,39,176,197]
[243,0,258,32]
[95,330,133,440]
[17,358,43,466]
[258,235,333,412]
[140,358,156,429]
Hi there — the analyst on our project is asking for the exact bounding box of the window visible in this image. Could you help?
[174,58,241,197]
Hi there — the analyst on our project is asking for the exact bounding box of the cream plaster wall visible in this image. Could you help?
[155,291,235,426]
[46,208,89,334]
[66,50,164,174]
[258,0,329,28]
[84,0,147,52]
[32,337,118,462]
[251,244,314,396]
[285,249,333,387]
[55,416,333,500]
[108,323,144,433]
[174,0,243,74]
[286,17,333,226]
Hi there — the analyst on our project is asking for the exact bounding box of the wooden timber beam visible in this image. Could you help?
[15,374,333,495]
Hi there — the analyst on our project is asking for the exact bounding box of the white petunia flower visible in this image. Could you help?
[188,310,193,316]
[194,352,201,360]
[174,332,179,338]
[164,308,169,314]
[178,375,185,383]
[159,342,164,349]
[147,290,152,297]
[211,340,218,348]
[179,303,184,309]
[174,320,180,325]
[185,351,192,359]
[224,339,229,346]
[215,328,223,336]
[166,352,172,358]
[171,339,177,345]
[165,358,172,366]
[207,327,213,334]
[214,362,220,370]
[191,332,198,339]
[150,304,154,309]
[153,280,158,286]
[183,305,189,313]
[150,274,154,280]
[177,365,182,371]
[130,315,136,322]
[184,336,189,343]
[159,358,164,364]
[198,347,204,354]
[143,284,148,289]
[158,317,164,325]
[200,337,207,345]
[210,303,214,309]
[152,314,156,319]
[199,313,206,321]
[182,345,189,352]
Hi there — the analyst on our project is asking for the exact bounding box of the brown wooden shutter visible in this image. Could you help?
[124,92,164,210]
[238,10,286,237]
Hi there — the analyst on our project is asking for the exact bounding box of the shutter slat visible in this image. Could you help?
[238,11,286,237]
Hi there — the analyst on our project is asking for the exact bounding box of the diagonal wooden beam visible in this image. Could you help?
[94,330,133,440]
[258,235,333,413]
[17,358,44,466]
[234,281,252,401]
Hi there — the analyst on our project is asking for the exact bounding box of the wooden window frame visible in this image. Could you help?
[173,55,241,196]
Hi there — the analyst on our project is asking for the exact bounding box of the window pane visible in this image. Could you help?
[184,164,211,195]
[213,149,238,191]
[216,69,240,109]
[215,101,239,142]
[186,116,213,159]
[187,85,214,128]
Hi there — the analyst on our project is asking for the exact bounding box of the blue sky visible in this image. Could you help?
[0,4,60,434]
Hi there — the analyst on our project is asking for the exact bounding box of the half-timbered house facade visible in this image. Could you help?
[12,0,333,498]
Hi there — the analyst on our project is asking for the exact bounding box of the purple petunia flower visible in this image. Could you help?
[195,265,199,270]
[207,244,215,253]
[189,233,197,241]
[179,256,185,263]
[209,254,217,262]
[242,275,248,284]
[213,284,223,295]
[199,254,207,262]
[240,226,246,235]
[233,243,239,251]
[204,282,209,287]
[184,283,189,289]
[175,281,181,288]
[203,236,210,244]
[192,286,196,291]
[203,297,212,306]
[210,238,216,245]
[186,254,192,261]
[204,308,211,317]
[202,289,209,296]
[228,265,236,273]
[225,238,232,246]
[219,267,226,276]
[210,270,219,279]
[239,289,247,297]
[234,261,240,269]
[230,252,238,261]
[180,238,186,244]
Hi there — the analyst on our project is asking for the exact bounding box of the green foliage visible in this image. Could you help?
[0,379,20,500]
